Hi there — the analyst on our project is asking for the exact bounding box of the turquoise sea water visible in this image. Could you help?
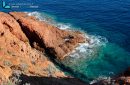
[1,0,130,83]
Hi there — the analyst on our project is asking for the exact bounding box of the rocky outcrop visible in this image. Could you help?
[0,12,87,85]
[0,12,28,42]
[0,12,64,84]
[3,11,130,85]
[9,12,86,60]
[114,67,130,85]
[91,67,130,85]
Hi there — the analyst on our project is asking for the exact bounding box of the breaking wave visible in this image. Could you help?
[27,11,72,30]
[62,34,108,66]
[89,76,112,84]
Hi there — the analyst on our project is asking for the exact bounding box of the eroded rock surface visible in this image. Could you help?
[0,12,87,85]
[0,12,28,42]
[0,12,65,84]
[10,12,86,60]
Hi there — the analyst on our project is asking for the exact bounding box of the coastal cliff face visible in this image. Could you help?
[0,12,87,85]
[0,12,129,85]
[9,12,86,60]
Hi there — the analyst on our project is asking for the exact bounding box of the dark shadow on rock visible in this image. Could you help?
[19,74,88,85]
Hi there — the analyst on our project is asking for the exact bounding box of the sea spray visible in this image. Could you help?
[61,34,108,78]
[27,11,55,23]
[27,11,72,30]
[89,76,112,84]
[61,34,108,66]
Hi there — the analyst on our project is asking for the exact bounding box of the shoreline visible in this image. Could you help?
[0,11,130,85]
[0,11,88,85]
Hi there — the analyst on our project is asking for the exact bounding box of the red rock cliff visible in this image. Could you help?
[0,12,87,85]
[10,12,86,60]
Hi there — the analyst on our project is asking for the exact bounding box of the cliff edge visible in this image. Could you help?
[0,12,87,85]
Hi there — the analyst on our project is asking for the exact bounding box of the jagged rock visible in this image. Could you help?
[10,12,86,60]
[109,68,130,85]
[0,12,28,42]
[0,12,65,84]
[0,12,88,85]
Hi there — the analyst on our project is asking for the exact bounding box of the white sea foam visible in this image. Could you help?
[61,34,108,68]
[56,23,72,30]
[27,11,52,22]
[89,76,111,85]
[27,11,72,30]
[90,76,112,84]
[67,34,108,60]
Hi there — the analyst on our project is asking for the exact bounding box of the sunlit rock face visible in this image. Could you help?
[0,12,67,84]
[10,12,86,60]
[0,12,88,84]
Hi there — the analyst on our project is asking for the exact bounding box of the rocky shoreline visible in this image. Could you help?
[0,12,130,85]
[0,12,88,85]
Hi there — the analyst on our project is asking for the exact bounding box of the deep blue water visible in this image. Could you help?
[1,0,130,83]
